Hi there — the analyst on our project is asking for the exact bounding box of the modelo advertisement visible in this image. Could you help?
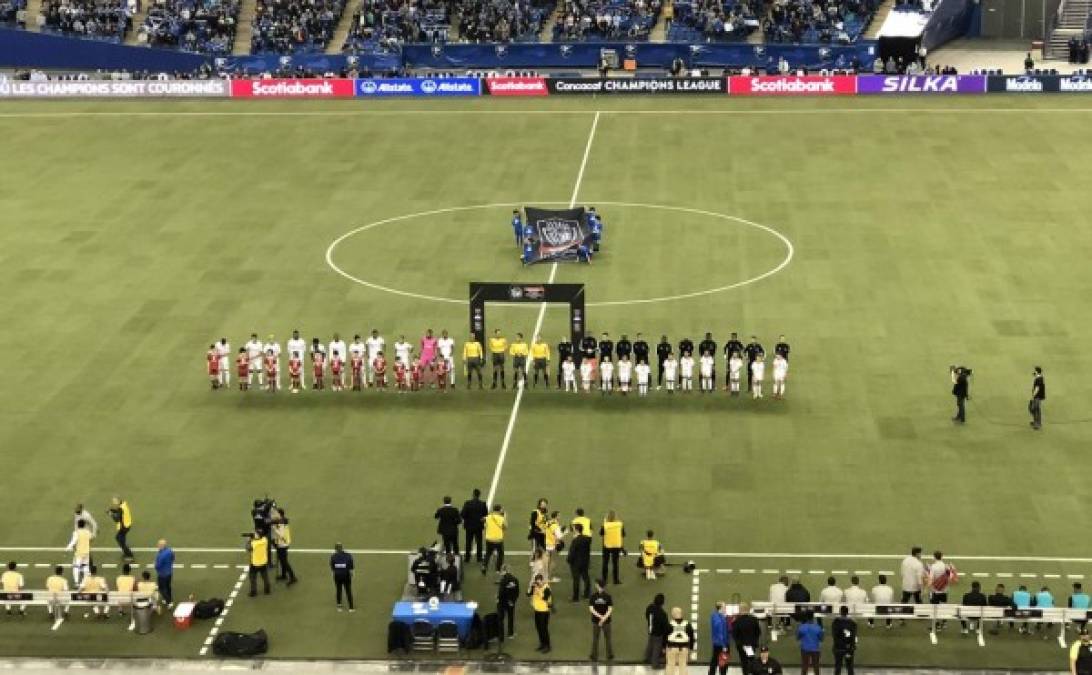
[485,76,549,96]
[355,77,481,97]
[547,77,725,95]
[857,75,986,94]
[0,78,229,98]
[987,74,1092,93]
[229,78,356,98]
[727,75,856,96]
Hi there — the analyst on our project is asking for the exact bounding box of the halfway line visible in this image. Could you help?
[485,110,600,507]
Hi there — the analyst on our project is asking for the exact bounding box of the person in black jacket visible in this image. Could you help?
[557,337,574,389]
[724,332,744,389]
[960,580,988,634]
[744,336,764,390]
[633,333,650,370]
[732,604,762,671]
[330,543,355,612]
[460,489,488,563]
[567,523,592,601]
[580,334,598,366]
[785,578,811,623]
[1029,366,1046,430]
[987,583,1013,634]
[644,593,669,668]
[749,646,783,674]
[598,333,614,363]
[698,332,717,380]
[678,336,695,360]
[434,496,461,556]
[496,566,520,638]
[951,366,969,424]
[656,336,672,388]
[831,605,857,675]
[616,334,632,362]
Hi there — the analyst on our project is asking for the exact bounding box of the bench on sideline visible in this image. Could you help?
[0,590,154,630]
[750,601,1087,648]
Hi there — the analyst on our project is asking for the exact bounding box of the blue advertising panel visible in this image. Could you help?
[355,77,481,97]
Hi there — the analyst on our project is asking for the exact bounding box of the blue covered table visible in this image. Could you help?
[391,601,476,639]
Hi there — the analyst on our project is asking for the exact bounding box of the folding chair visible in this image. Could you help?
[411,619,435,652]
[436,620,461,653]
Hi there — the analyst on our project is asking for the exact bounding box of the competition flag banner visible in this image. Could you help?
[230,78,355,98]
[523,207,593,264]
[0,78,229,98]
[355,77,481,97]
[485,76,549,96]
[547,76,725,95]
[727,75,857,96]
[857,75,986,94]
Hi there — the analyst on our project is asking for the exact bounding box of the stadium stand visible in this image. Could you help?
[342,0,450,49]
[138,0,239,54]
[1,0,27,27]
[250,0,347,53]
[554,0,662,41]
[666,0,759,42]
[458,0,551,43]
[39,0,130,41]
[762,0,879,44]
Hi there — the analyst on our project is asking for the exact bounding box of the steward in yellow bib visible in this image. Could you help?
[483,504,507,573]
[528,574,553,652]
[246,531,272,597]
[599,510,625,585]
[640,530,662,580]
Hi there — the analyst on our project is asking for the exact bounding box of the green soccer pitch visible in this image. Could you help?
[2,95,1092,670]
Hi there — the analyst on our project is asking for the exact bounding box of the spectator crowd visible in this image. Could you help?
[251,0,346,54]
[139,0,239,54]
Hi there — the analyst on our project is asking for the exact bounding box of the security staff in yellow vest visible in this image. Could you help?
[528,574,554,653]
[571,508,592,545]
[109,496,134,561]
[664,607,695,675]
[463,337,484,389]
[530,336,551,388]
[599,511,625,585]
[510,333,530,386]
[488,329,508,389]
[529,498,549,552]
[640,530,662,580]
[1073,628,1092,675]
[542,511,563,583]
[271,508,298,585]
[246,530,272,597]
[483,504,507,573]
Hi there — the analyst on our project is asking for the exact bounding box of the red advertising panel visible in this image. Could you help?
[230,78,356,98]
[727,75,857,96]
[485,77,549,97]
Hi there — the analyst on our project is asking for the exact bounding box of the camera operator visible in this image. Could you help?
[411,547,439,597]
[951,366,970,424]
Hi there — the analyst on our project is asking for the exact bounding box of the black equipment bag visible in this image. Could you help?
[212,629,268,657]
[194,598,225,620]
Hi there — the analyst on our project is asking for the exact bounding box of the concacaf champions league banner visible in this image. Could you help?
[523,207,594,264]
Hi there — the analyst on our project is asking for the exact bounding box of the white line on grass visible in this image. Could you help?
[199,569,247,657]
[690,569,702,661]
[485,110,599,507]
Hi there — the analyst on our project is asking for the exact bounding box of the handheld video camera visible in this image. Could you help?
[950,365,972,376]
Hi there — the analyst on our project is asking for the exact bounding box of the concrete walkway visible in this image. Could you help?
[931,38,1089,74]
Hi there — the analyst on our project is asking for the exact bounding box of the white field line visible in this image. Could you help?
[6,108,1092,120]
[690,570,702,662]
[485,110,599,507]
[199,569,247,657]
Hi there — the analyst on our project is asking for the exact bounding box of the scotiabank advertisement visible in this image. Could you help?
[485,77,549,97]
[728,75,857,96]
[230,78,356,98]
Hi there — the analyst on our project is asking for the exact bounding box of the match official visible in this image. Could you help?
[461,489,488,564]
[951,367,969,424]
[483,504,507,573]
[489,330,508,389]
[557,335,574,389]
[531,336,551,388]
[1030,367,1045,430]
[330,543,355,612]
[463,336,484,389]
[656,335,672,389]
[510,333,530,386]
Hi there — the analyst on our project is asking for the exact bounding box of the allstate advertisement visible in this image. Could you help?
[355,77,481,97]
[857,75,986,94]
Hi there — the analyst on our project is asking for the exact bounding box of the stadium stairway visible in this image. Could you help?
[864,0,896,39]
[326,7,356,54]
[123,2,150,45]
[232,0,258,55]
[649,1,670,41]
[1046,0,1092,58]
[24,0,41,30]
[539,4,559,42]
[747,20,763,43]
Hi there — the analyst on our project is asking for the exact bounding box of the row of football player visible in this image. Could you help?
[555,351,788,398]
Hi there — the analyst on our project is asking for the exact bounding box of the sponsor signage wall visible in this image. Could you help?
[987,74,1092,93]
[857,74,986,94]
[727,75,857,95]
[229,78,355,98]
[546,76,725,94]
[0,78,229,98]
[355,77,481,97]
[485,76,549,96]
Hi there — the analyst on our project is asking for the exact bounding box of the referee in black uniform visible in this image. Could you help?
[598,333,614,363]
[744,336,764,390]
[698,332,717,381]
[633,333,650,370]
[616,334,632,362]
[656,336,672,388]
[1029,367,1046,430]
[557,336,573,389]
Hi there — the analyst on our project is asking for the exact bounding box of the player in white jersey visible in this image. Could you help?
[579,359,594,393]
[617,356,632,395]
[663,355,678,393]
[349,335,366,367]
[751,354,766,399]
[262,335,281,388]
[728,351,743,396]
[772,354,789,399]
[215,338,231,387]
[562,357,577,392]
[679,354,694,392]
[635,360,651,396]
[599,357,614,394]
[285,330,306,389]
[699,351,714,393]
[393,335,412,368]
[365,329,385,385]
[328,333,347,371]
[437,330,455,386]
[244,333,265,386]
